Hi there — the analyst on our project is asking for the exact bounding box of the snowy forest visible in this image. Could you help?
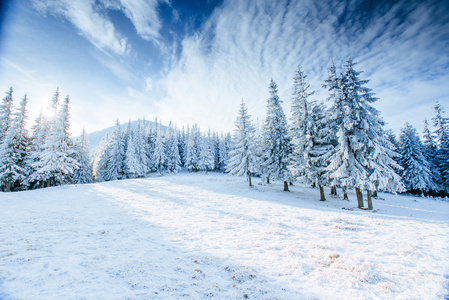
[1,59,449,208]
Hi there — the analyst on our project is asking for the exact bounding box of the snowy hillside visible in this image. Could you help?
[1,173,448,299]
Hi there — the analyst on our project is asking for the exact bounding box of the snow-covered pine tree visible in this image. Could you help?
[422,118,441,193]
[165,121,181,173]
[218,132,231,172]
[178,126,186,167]
[288,66,315,179]
[38,95,79,186]
[72,128,94,184]
[398,123,436,195]
[0,87,13,142]
[325,58,402,209]
[96,119,125,181]
[153,122,166,175]
[124,125,140,178]
[185,124,200,172]
[226,99,259,186]
[0,94,30,191]
[261,79,292,191]
[432,101,449,192]
[198,130,215,173]
[93,133,111,181]
[26,111,49,189]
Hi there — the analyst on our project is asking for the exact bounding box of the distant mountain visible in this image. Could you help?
[87,120,166,151]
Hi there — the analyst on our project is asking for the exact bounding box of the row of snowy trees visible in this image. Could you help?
[227,58,449,208]
[0,88,93,192]
[93,119,231,181]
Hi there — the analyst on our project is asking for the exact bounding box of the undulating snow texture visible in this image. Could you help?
[1,173,448,299]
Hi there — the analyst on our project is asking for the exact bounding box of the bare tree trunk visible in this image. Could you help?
[331,186,337,196]
[355,187,364,208]
[367,190,373,210]
[6,180,11,192]
[319,185,326,201]
[372,190,378,198]
[247,170,252,187]
[266,177,270,184]
[47,178,51,188]
[283,181,289,191]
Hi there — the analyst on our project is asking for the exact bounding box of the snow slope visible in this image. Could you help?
[0,173,448,299]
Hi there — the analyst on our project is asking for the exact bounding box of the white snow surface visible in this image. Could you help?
[1,173,448,299]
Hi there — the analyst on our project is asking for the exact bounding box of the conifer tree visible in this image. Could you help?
[398,123,435,195]
[261,79,292,191]
[153,123,166,174]
[198,130,215,173]
[165,122,181,173]
[96,119,125,181]
[325,58,402,209]
[422,118,441,193]
[185,124,200,172]
[0,94,30,191]
[227,100,259,186]
[432,101,449,192]
[218,132,231,172]
[72,128,94,184]
[38,96,79,186]
[26,111,48,188]
[0,87,13,142]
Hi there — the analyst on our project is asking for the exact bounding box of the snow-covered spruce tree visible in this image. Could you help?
[226,99,259,186]
[153,122,166,175]
[295,101,333,201]
[124,126,140,178]
[72,128,93,184]
[218,132,231,172]
[0,94,30,191]
[0,87,13,142]
[288,66,315,179]
[38,95,79,186]
[324,58,402,209]
[432,101,449,193]
[185,124,200,172]
[422,118,441,193]
[178,126,187,167]
[26,111,49,189]
[96,119,125,181]
[198,131,215,173]
[398,123,436,195]
[93,133,111,181]
[261,79,292,191]
[165,121,181,173]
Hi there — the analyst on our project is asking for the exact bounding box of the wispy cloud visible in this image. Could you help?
[157,0,449,133]
[33,0,129,56]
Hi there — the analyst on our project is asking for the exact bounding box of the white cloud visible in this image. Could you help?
[157,0,449,134]
[33,0,129,56]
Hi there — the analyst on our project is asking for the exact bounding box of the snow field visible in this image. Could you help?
[0,173,448,299]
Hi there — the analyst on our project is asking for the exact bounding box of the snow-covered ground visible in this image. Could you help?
[1,173,448,299]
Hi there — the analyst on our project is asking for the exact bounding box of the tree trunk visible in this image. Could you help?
[47,178,51,188]
[6,180,11,192]
[319,185,326,201]
[331,186,337,196]
[342,186,348,200]
[367,190,373,210]
[283,181,289,192]
[247,170,252,187]
[266,177,270,184]
[355,187,364,208]
[372,190,378,198]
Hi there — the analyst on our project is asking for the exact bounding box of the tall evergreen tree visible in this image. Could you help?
[0,87,13,142]
[261,79,292,191]
[153,122,166,174]
[227,100,259,186]
[165,122,181,173]
[0,94,30,191]
[398,123,435,195]
[422,118,441,192]
[185,124,200,172]
[96,119,125,181]
[72,128,94,184]
[218,132,231,172]
[325,58,402,209]
[38,96,79,186]
[432,101,449,192]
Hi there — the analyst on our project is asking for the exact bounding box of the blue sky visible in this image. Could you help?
[0,0,448,136]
